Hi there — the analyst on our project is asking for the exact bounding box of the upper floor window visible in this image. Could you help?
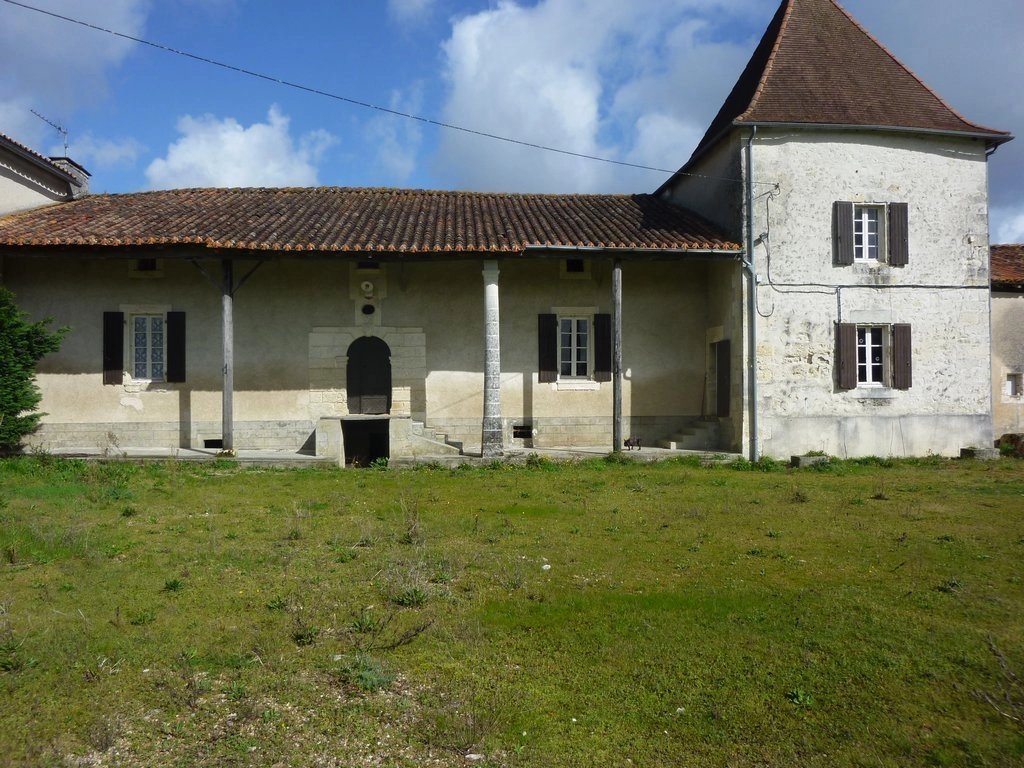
[853,206,883,262]
[833,201,908,267]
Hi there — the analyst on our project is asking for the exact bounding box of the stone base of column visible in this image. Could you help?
[481,418,503,458]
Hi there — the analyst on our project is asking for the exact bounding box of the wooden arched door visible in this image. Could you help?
[347,336,391,414]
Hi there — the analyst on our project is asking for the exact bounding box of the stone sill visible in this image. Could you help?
[554,379,601,392]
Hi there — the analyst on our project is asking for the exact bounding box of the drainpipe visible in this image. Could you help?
[744,127,760,462]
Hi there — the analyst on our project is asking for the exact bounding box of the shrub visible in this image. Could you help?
[0,288,66,450]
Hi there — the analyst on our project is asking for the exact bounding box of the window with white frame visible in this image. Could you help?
[130,314,165,380]
[837,322,912,391]
[853,205,884,262]
[857,325,886,385]
[833,201,908,267]
[559,316,590,378]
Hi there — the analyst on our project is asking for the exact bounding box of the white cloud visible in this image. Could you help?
[388,0,436,24]
[434,0,763,193]
[145,106,336,189]
[56,134,144,170]
[0,0,147,145]
[992,206,1024,245]
[364,86,425,184]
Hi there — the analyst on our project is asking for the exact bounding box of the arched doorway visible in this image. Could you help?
[347,336,392,415]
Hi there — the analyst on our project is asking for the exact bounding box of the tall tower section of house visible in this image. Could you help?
[660,0,1012,458]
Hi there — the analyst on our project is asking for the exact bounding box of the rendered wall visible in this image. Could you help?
[5,253,732,452]
[748,130,993,457]
[992,291,1024,437]
[0,149,70,215]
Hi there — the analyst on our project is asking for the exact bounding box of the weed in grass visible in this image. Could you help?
[291,620,319,647]
[336,653,394,692]
[120,506,138,518]
[285,528,302,542]
[224,531,239,540]
[786,689,815,708]
[334,547,358,564]
[937,534,958,544]
[350,609,385,635]
[871,489,890,501]
[767,529,782,538]
[392,585,430,608]
[791,488,810,503]
[936,578,964,594]
[129,609,156,626]
[224,679,248,701]
[429,557,454,585]
[398,498,423,546]
[162,578,183,593]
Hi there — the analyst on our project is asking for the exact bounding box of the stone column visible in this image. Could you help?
[481,260,503,457]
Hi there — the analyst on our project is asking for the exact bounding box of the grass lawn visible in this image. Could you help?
[1,454,1023,767]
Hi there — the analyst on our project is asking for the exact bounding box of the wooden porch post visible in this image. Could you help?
[221,258,234,452]
[612,259,622,452]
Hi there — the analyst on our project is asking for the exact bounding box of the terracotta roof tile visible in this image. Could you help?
[690,0,1010,161]
[0,187,740,254]
[992,244,1024,289]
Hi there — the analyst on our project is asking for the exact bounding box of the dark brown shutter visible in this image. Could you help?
[888,203,909,266]
[833,201,854,266]
[538,314,557,383]
[835,322,857,390]
[892,324,912,389]
[166,311,186,383]
[102,312,124,385]
[593,314,611,382]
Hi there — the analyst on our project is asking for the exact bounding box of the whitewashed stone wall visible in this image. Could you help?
[748,130,993,457]
[308,326,426,418]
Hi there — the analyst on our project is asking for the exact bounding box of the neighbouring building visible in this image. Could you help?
[991,244,1024,439]
[0,0,1013,463]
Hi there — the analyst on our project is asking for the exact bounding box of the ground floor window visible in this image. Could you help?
[836,322,911,391]
[131,314,165,381]
[857,326,885,385]
[538,312,611,384]
[559,316,590,378]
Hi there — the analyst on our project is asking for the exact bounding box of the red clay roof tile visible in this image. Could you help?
[0,187,740,254]
[992,244,1024,288]
[690,0,1010,161]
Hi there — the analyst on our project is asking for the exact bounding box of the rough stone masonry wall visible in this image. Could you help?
[749,130,993,458]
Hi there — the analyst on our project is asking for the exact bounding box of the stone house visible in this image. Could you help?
[991,244,1024,440]
[0,0,1013,462]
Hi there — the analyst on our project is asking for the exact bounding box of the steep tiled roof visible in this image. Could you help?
[690,0,1011,161]
[992,244,1024,289]
[0,187,740,254]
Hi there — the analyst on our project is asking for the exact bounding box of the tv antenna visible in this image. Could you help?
[30,109,69,155]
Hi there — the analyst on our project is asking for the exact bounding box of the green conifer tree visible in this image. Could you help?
[0,288,66,450]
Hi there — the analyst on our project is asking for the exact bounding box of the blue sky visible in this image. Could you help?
[2,0,1023,240]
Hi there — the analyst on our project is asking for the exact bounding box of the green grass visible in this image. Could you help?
[1,455,1023,766]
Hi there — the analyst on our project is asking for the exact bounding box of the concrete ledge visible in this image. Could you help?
[960,447,1000,460]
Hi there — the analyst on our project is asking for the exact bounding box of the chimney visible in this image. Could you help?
[48,156,91,198]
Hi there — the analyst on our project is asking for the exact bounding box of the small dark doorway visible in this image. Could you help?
[347,336,392,414]
[342,419,389,466]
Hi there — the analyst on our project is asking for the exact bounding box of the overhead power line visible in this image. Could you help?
[2,0,764,187]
